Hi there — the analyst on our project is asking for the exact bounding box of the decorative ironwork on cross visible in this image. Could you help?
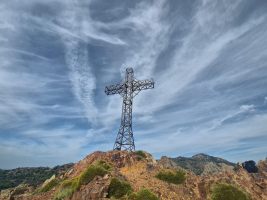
[105,68,154,151]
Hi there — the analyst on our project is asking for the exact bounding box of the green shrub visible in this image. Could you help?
[96,160,112,171]
[156,169,186,184]
[53,177,79,200]
[108,177,132,198]
[53,162,110,200]
[53,187,74,200]
[135,150,147,160]
[79,165,108,185]
[211,183,250,200]
[128,189,159,200]
[38,178,59,193]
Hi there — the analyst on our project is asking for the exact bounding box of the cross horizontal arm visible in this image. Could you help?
[133,79,154,92]
[105,83,125,95]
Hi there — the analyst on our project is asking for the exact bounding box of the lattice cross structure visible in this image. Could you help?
[105,68,154,151]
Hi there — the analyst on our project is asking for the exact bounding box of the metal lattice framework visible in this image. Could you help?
[105,68,154,151]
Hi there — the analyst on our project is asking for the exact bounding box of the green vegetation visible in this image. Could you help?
[135,150,146,158]
[38,178,59,193]
[210,183,250,200]
[156,169,186,184]
[108,178,132,198]
[54,178,80,200]
[0,164,73,191]
[107,176,157,200]
[53,160,111,200]
[54,187,76,200]
[0,168,54,190]
[135,150,147,160]
[96,160,112,171]
[128,189,159,200]
[79,165,108,185]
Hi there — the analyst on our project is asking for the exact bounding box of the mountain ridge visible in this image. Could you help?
[160,153,236,175]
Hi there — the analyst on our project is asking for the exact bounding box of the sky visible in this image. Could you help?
[0,0,267,169]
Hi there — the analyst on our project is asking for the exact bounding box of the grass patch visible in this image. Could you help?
[54,161,111,200]
[54,187,75,200]
[156,169,186,185]
[38,178,59,193]
[210,183,250,200]
[53,177,79,200]
[128,189,159,200]
[108,177,132,198]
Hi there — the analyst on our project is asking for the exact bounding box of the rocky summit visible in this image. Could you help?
[158,153,236,175]
[0,151,266,200]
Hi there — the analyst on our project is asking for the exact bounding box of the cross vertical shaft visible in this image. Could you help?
[115,68,134,151]
[105,67,154,151]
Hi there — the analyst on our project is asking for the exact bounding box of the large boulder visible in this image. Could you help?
[242,160,258,173]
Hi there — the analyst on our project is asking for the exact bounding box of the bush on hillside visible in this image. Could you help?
[96,160,112,171]
[108,177,132,198]
[79,165,108,185]
[53,177,80,200]
[211,183,250,200]
[128,189,159,200]
[135,150,147,160]
[54,161,111,200]
[156,169,186,184]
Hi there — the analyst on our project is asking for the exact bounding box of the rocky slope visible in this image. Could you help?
[158,153,236,175]
[0,151,266,200]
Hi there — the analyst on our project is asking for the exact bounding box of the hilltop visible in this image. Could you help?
[0,151,266,200]
[159,153,236,175]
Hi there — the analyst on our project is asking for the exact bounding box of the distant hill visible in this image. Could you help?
[0,163,73,191]
[158,153,236,175]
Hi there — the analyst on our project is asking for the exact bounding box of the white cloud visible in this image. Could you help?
[139,113,267,161]
[134,1,266,115]
[120,0,171,78]
[240,104,255,112]
[1,0,267,168]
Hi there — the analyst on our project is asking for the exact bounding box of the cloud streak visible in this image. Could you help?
[0,0,267,168]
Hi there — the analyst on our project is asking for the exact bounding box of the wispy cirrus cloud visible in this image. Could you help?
[0,0,267,168]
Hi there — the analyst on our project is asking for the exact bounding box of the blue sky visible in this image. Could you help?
[0,0,267,169]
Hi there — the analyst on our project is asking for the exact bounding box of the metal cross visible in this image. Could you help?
[105,68,154,151]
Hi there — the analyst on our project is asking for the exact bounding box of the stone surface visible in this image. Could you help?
[40,175,56,189]
[0,184,33,200]
[159,153,236,175]
[71,176,110,200]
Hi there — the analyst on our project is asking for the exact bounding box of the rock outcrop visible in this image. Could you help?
[242,160,259,173]
[0,183,33,200]
[159,153,236,175]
